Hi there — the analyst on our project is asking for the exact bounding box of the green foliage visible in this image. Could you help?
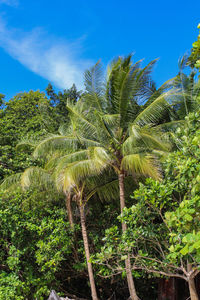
[0,91,55,180]
[0,190,75,299]
[46,83,82,126]
[188,23,200,69]
[1,40,200,299]
[166,196,200,259]
[95,109,200,283]
[0,87,82,181]
[35,213,74,273]
[0,273,26,300]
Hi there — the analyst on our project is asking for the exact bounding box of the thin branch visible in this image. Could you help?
[133,266,187,281]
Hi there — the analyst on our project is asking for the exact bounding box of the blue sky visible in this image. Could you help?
[0,0,200,100]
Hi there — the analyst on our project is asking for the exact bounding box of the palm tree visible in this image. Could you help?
[38,149,119,300]
[168,54,200,120]
[56,173,100,300]
[65,103,169,300]
[53,156,105,300]
[31,55,175,299]
[65,56,174,300]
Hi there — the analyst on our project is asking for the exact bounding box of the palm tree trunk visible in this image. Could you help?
[118,172,138,300]
[79,202,98,300]
[65,193,74,228]
[187,263,199,300]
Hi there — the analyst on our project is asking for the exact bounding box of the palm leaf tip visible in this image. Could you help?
[0,173,22,191]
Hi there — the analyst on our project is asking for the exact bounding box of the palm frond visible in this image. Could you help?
[55,157,108,192]
[66,102,98,139]
[21,167,55,191]
[105,56,135,114]
[16,140,37,151]
[102,114,120,127]
[178,54,189,71]
[133,59,158,100]
[155,120,185,131]
[84,61,105,112]
[133,90,176,126]
[86,178,120,202]
[33,135,80,159]
[0,173,22,191]
[93,112,119,145]
[121,153,161,180]
[76,136,102,148]
[88,146,112,166]
[45,149,88,171]
[143,77,176,109]
[118,59,144,126]
[123,125,170,155]
[140,132,170,151]
[58,123,73,136]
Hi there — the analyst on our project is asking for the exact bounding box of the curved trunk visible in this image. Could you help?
[188,263,199,300]
[79,203,98,300]
[118,172,138,300]
[65,193,74,228]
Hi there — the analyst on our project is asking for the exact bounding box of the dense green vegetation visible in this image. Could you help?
[0,25,200,300]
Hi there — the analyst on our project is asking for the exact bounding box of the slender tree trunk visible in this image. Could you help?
[187,263,199,300]
[79,202,98,300]
[65,193,74,228]
[118,172,138,300]
[188,278,199,300]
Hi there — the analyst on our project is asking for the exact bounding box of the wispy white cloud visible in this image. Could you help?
[0,19,93,89]
[0,0,18,7]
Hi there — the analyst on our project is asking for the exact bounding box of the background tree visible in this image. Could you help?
[188,24,200,70]
[46,83,82,127]
[0,91,57,180]
[0,188,76,300]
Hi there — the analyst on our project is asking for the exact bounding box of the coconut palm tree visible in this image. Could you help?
[53,153,117,300]
[30,55,177,299]
[45,153,120,300]
[167,54,200,120]
[63,56,175,300]
[63,102,169,300]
